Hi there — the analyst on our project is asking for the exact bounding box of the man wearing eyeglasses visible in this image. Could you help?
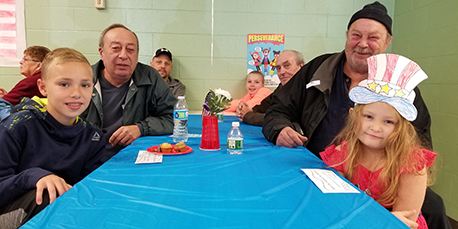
[0,46,50,106]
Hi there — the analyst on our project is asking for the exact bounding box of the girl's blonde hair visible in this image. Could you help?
[246,71,264,84]
[333,103,434,206]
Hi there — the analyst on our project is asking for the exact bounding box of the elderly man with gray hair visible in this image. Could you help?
[236,50,305,126]
[81,24,177,161]
[263,2,451,229]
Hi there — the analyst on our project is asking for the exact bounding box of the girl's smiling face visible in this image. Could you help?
[356,102,399,152]
[245,72,264,96]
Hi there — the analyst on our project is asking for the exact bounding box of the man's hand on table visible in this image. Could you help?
[36,174,72,205]
[235,101,252,121]
[276,126,308,148]
[110,125,141,147]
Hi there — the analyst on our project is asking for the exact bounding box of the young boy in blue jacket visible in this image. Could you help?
[0,48,106,228]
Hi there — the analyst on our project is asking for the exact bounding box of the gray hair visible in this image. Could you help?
[98,23,139,52]
[282,50,305,65]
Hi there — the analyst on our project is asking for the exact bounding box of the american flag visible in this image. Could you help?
[0,0,17,57]
[201,91,212,119]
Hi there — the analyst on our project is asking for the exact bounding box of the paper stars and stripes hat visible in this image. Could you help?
[349,53,428,121]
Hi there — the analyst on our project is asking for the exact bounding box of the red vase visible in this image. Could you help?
[200,115,220,150]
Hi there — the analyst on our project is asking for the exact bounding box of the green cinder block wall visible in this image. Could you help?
[392,0,458,220]
[0,0,394,110]
[3,0,455,221]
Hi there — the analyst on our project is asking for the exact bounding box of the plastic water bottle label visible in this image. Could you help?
[227,139,243,150]
[216,112,224,122]
[174,110,188,120]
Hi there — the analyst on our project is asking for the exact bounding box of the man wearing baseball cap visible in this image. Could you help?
[150,48,186,98]
[263,2,450,228]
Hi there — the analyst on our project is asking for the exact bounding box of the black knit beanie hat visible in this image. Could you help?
[348,1,392,35]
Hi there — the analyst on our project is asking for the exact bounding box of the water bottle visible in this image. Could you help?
[173,96,188,143]
[227,122,243,155]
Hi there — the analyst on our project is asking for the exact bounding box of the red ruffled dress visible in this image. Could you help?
[320,144,437,229]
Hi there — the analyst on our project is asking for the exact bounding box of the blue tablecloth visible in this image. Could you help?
[22,115,407,228]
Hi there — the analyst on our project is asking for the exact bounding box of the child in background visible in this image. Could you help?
[0,48,106,228]
[320,54,436,229]
[226,71,272,112]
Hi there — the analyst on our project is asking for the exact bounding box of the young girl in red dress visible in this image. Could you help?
[320,53,436,229]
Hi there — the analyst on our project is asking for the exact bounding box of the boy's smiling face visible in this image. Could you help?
[38,61,93,126]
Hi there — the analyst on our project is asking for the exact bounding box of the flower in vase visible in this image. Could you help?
[214,88,231,100]
[203,88,232,116]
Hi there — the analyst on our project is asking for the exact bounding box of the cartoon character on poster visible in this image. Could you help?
[261,47,271,76]
[269,50,281,75]
[249,51,262,73]
[247,34,284,88]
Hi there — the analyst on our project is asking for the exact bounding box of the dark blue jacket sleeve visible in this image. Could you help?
[0,128,52,208]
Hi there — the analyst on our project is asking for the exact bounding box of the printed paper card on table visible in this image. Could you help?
[247,34,284,88]
[301,169,360,193]
[135,150,163,164]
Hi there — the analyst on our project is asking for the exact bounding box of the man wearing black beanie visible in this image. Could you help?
[264,2,451,229]
[348,1,392,35]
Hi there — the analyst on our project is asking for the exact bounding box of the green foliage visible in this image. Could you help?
[208,89,232,116]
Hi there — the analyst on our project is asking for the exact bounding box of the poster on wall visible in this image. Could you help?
[0,0,26,67]
[247,34,284,88]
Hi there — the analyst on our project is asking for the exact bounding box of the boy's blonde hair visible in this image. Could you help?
[41,48,91,80]
[246,71,264,84]
[333,103,434,206]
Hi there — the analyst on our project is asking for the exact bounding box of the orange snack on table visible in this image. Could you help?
[160,143,172,152]
[174,142,187,152]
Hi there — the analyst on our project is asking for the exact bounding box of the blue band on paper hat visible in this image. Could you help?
[349,53,428,121]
